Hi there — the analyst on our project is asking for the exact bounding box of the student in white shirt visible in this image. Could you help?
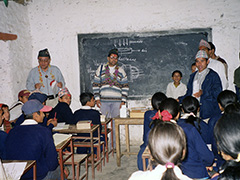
[129,121,191,180]
[166,70,187,99]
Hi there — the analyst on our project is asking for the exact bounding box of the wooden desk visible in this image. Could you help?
[142,146,152,171]
[114,117,144,166]
[2,160,37,180]
[55,137,75,180]
[54,124,101,179]
[101,118,114,162]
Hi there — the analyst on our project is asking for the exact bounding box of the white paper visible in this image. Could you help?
[53,133,72,146]
[53,122,69,130]
[2,161,27,180]
[50,80,58,97]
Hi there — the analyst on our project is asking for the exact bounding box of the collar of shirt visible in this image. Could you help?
[21,119,38,125]
[80,105,92,110]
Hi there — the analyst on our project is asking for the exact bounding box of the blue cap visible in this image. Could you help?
[22,99,52,115]
[28,92,47,103]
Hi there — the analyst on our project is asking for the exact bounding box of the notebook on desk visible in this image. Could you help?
[53,133,72,146]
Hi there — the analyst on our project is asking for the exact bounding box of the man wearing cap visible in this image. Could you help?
[26,48,65,107]
[4,99,61,180]
[9,89,30,123]
[198,39,228,90]
[93,48,129,147]
[178,50,222,119]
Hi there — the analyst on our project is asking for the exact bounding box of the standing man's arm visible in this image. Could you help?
[93,65,102,108]
[54,66,65,88]
[120,68,129,108]
[211,71,222,100]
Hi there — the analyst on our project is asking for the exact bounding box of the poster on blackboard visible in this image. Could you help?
[78,28,211,99]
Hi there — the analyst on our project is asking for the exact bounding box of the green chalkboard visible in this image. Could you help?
[78,28,211,99]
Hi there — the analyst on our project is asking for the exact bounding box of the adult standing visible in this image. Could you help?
[198,39,228,90]
[26,48,65,107]
[92,48,129,147]
[178,50,222,120]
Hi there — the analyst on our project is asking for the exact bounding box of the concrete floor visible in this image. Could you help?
[67,146,139,180]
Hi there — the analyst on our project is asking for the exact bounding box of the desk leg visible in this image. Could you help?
[115,122,121,166]
[90,132,95,179]
[33,161,37,180]
[125,124,130,156]
[70,138,75,180]
[59,150,64,180]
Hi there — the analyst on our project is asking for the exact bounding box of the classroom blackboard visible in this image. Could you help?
[78,28,211,100]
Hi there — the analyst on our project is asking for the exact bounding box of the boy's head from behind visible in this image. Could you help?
[80,92,95,107]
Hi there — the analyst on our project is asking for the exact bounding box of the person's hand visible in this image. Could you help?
[193,90,203,98]
[57,82,63,88]
[96,100,101,108]
[176,99,179,102]
[35,83,42,90]
[47,118,57,127]
[120,102,125,109]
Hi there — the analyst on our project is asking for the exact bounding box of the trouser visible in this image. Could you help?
[100,101,121,149]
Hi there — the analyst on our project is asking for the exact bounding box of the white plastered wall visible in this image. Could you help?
[0,0,240,145]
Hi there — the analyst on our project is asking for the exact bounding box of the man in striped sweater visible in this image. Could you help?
[93,48,129,147]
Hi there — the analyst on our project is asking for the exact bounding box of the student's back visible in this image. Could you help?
[177,119,213,178]
[74,108,102,135]
[178,96,214,179]
[5,124,58,179]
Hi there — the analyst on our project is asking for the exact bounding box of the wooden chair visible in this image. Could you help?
[64,154,89,180]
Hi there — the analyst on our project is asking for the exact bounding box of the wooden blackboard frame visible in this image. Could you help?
[78,28,212,100]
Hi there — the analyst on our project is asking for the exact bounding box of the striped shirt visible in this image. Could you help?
[92,64,129,102]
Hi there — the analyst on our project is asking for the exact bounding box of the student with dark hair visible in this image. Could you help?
[180,96,210,143]
[166,70,187,99]
[178,49,222,120]
[137,92,167,170]
[4,100,61,180]
[212,113,240,180]
[208,90,238,172]
[9,89,30,123]
[177,96,214,179]
[191,63,197,73]
[73,92,104,154]
[129,121,191,180]
[48,87,74,124]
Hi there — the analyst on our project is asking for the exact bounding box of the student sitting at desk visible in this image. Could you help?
[48,87,74,124]
[14,92,57,130]
[73,92,104,154]
[137,92,167,170]
[4,99,61,180]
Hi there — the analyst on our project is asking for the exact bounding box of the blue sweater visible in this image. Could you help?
[14,114,54,130]
[137,110,157,170]
[178,119,214,179]
[48,102,74,124]
[73,108,102,137]
[0,130,7,159]
[178,69,222,119]
[208,112,225,171]
[4,123,59,180]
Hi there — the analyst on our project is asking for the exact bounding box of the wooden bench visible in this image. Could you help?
[64,154,90,180]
